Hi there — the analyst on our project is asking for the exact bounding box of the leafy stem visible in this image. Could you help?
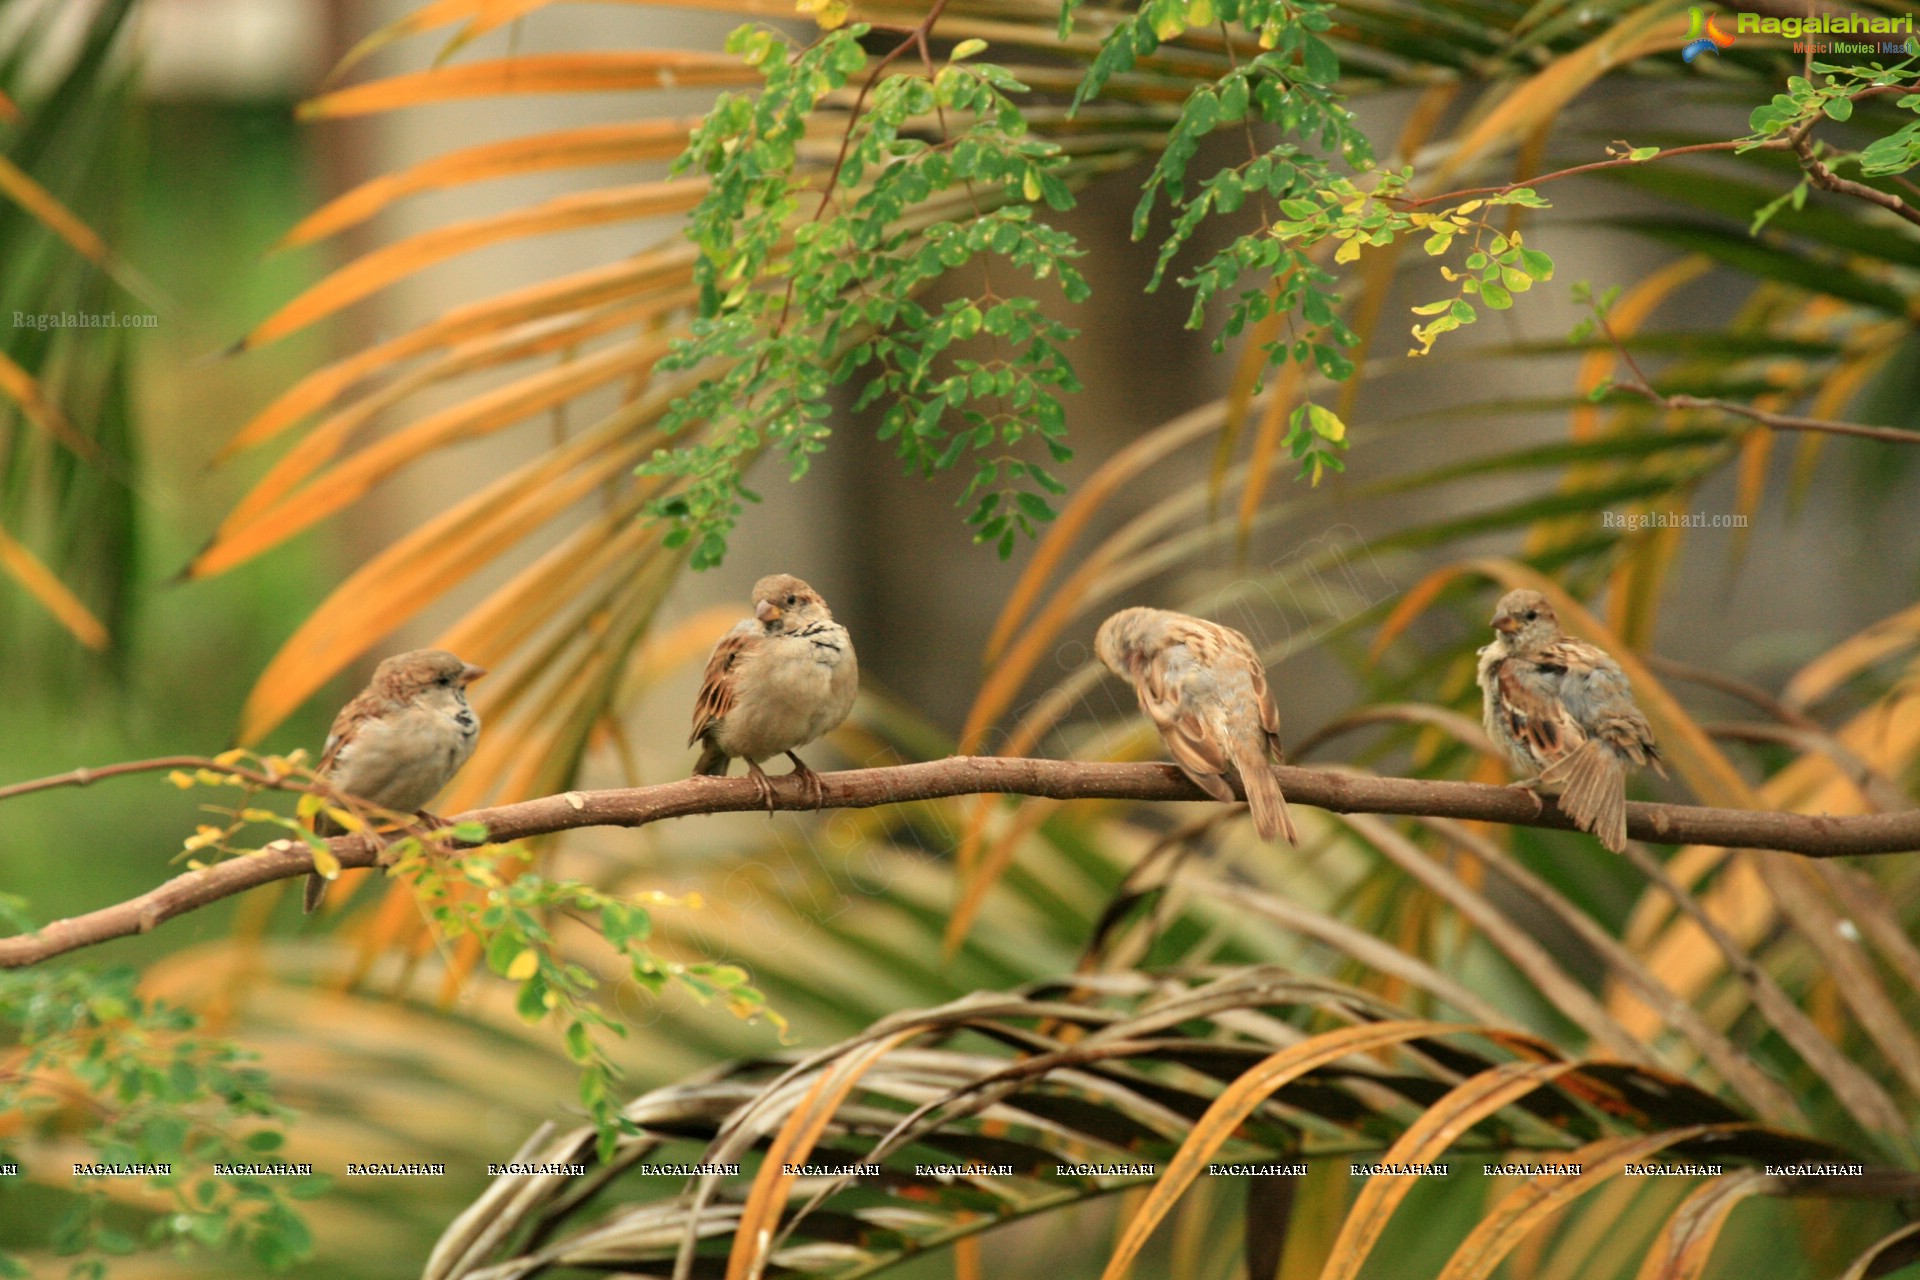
[645,18,1083,565]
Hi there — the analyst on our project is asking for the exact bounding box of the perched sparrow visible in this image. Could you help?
[689,574,857,811]
[1476,588,1666,853]
[1094,607,1298,843]
[303,648,486,913]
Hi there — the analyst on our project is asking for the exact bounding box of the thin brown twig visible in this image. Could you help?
[1848,83,1920,101]
[2,757,1917,969]
[0,753,399,838]
[1612,382,1920,444]
[1217,19,1273,241]
[1393,140,1787,210]
[1396,72,1920,214]
[1643,657,1912,809]
[1397,71,1914,216]
[1789,117,1920,229]
[754,1,953,406]
[0,755,298,804]
[812,0,952,225]
[1593,311,1920,445]
[1642,654,1820,732]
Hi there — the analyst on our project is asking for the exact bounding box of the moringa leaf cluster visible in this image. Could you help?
[639,0,1578,547]
[0,934,324,1277]
[648,24,1085,566]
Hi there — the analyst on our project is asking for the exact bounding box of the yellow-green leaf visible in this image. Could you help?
[310,842,341,880]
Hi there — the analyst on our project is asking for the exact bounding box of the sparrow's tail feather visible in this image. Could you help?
[1178,765,1237,804]
[1230,740,1297,845]
[691,742,731,777]
[303,813,342,914]
[1550,741,1628,853]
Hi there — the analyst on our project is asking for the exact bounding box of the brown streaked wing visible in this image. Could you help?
[1541,635,1616,678]
[688,626,752,746]
[1495,662,1585,767]
[1244,650,1283,745]
[1165,712,1231,780]
[318,689,384,775]
[1136,651,1230,776]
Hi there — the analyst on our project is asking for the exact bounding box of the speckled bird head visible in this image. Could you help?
[750,574,832,633]
[1489,589,1562,652]
[371,649,486,701]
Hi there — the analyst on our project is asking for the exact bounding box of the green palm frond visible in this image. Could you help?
[0,0,146,659]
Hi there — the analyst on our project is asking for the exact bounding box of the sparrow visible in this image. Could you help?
[303,648,486,913]
[1476,588,1666,853]
[1094,606,1298,843]
[689,574,857,811]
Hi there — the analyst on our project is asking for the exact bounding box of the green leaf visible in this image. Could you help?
[1187,88,1219,135]
[515,975,549,1025]
[1014,491,1056,522]
[1304,402,1346,441]
[1302,35,1339,84]
[95,1230,137,1257]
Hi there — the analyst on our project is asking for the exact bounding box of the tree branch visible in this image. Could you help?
[1592,310,1920,446]
[3,757,1917,968]
[1791,118,1920,230]
[0,755,304,804]
[1612,384,1920,445]
[1394,140,1787,210]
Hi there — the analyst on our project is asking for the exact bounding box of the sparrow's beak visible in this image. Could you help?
[460,663,488,685]
[1492,614,1521,635]
[755,600,782,623]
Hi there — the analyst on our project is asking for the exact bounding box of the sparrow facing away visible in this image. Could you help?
[1094,606,1298,843]
[303,648,485,913]
[1476,588,1666,853]
[689,574,858,811]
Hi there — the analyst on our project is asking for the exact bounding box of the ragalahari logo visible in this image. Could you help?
[1681,6,1736,60]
